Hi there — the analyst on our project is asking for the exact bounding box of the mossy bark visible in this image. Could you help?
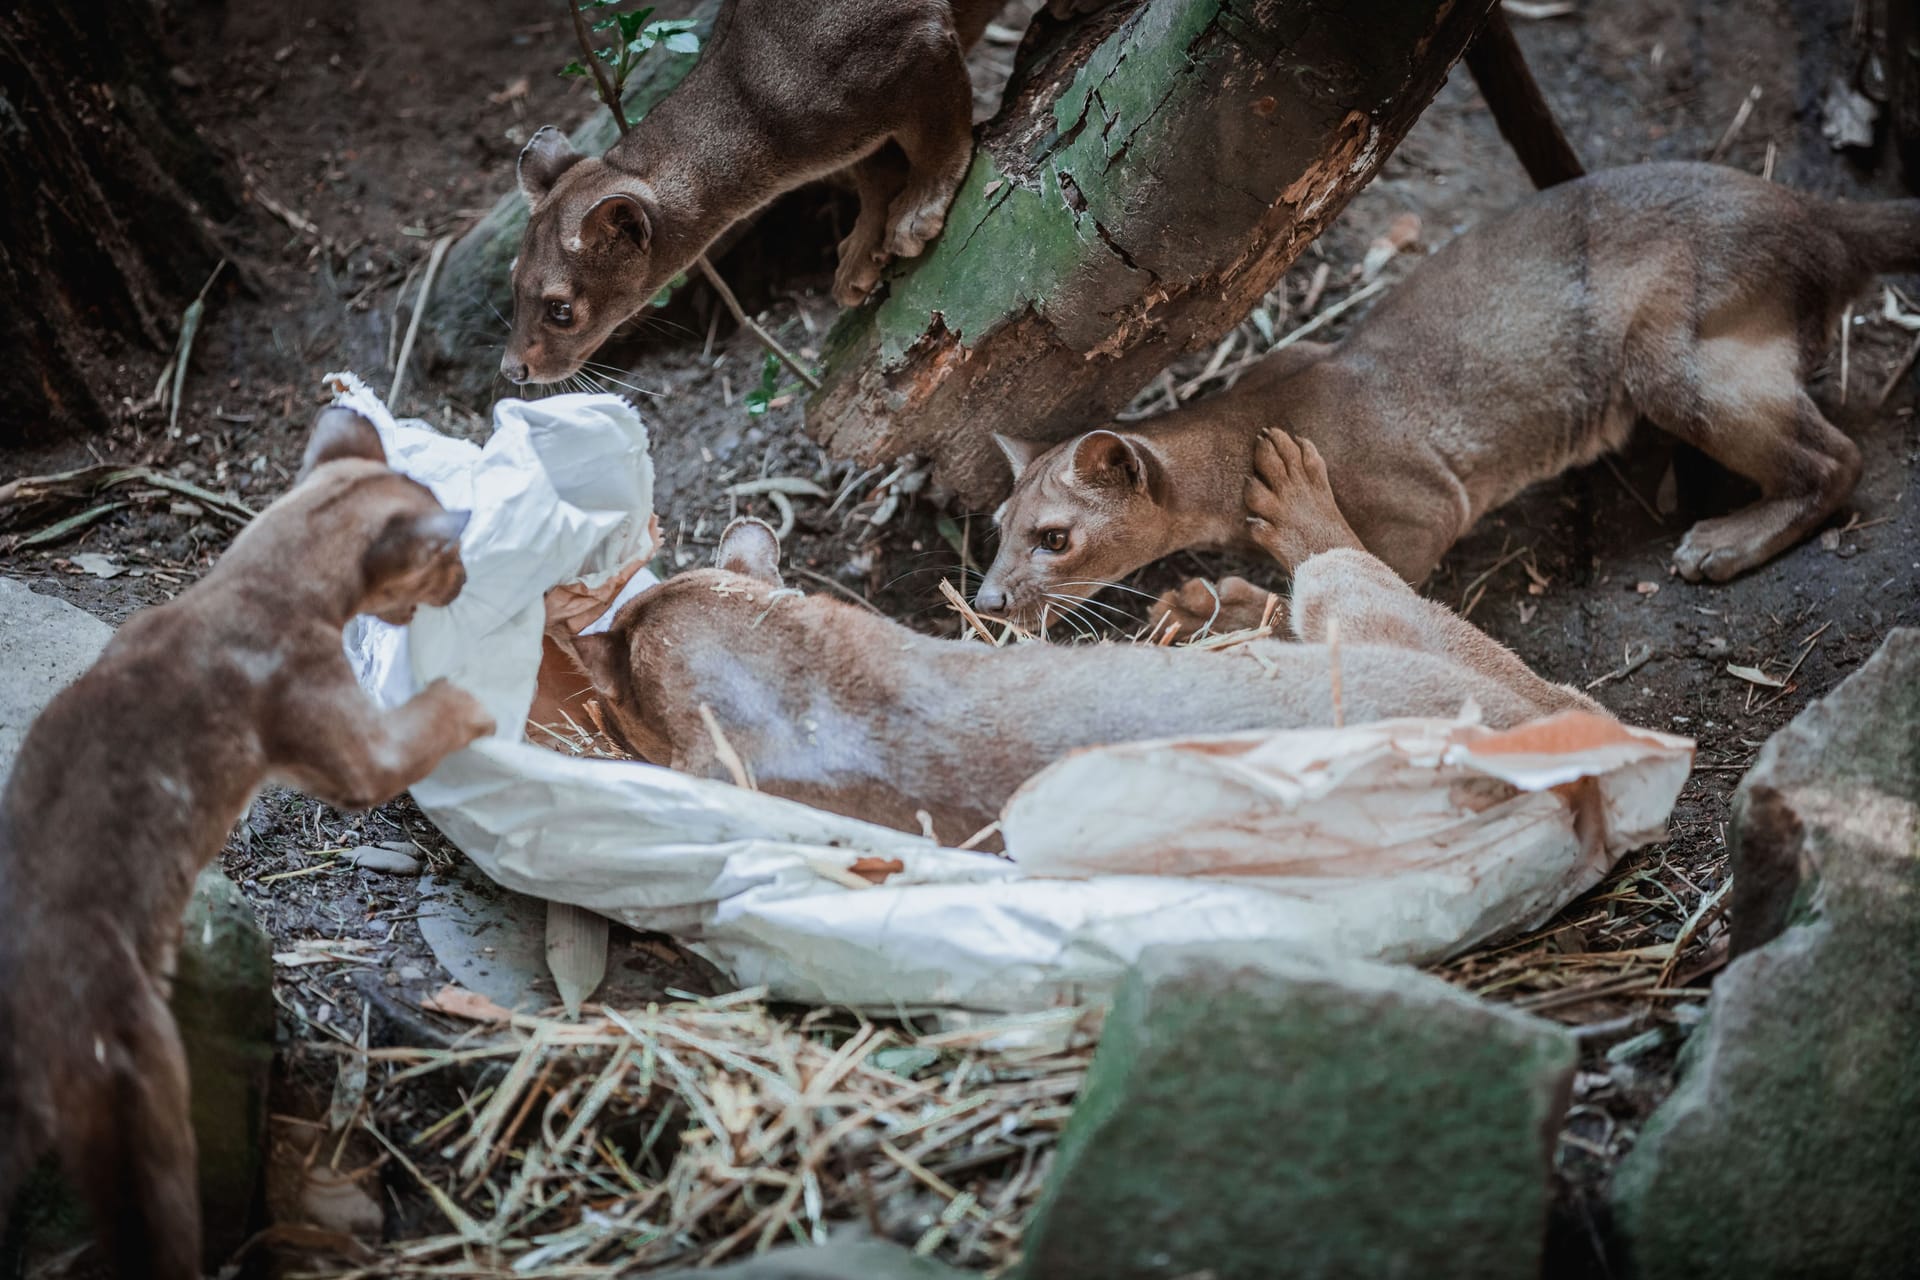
[808,0,1497,506]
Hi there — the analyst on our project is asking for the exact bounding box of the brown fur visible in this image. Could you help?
[557,442,1601,845]
[978,162,1920,625]
[503,0,1026,384]
[0,410,494,1278]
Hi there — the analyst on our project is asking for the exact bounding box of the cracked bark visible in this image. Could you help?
[809,0,1499,506]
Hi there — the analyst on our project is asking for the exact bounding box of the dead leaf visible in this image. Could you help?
[1516,600,1538,624]
[848,856,905,885]
[1726,663,1786,688]
[69,552,124,579]
[1361,211,1421,280]
[420,984,516,1023]
[983,179,1005,197]
[544,554,652,635]
[1635,581,1660,596]
[487,76,531,106]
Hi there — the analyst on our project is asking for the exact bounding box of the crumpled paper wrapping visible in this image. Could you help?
[331,376,1694,1014]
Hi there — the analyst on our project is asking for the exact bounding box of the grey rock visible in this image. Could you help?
[642,1239,963,1279]
[0,577,111,780]
[1612,629,1920,1280]
[1019,944,1575,1280]
[347,844,422,875]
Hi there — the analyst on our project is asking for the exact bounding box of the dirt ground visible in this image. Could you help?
[2,0,1917,1273]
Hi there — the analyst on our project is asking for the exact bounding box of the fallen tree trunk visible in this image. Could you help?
[807,0,1499,505]
[0,0,234,446]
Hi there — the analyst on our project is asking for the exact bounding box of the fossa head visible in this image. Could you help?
[561,518,788,760]
[974,430,1175,629]
[296,408,472,624]
[502,127,669,386]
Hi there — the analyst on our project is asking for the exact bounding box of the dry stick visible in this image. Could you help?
[697,702,756,789]
[1601,455,1665,525]
[1708,85,1762,161]
[1877,329,1920,407]
[694,256,822,391]
[1839,303,1852,405]
[389,235,452,408]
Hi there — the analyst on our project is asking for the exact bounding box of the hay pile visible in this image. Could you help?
[316,993,1096,1277]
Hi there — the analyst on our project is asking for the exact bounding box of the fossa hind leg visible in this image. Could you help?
[833,149,911,306]
[1638,334,1861,582]
[881,33,974,259]
[59,984,201,1280]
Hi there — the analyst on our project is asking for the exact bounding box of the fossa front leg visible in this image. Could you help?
[882,33,975,261]
[269,676,495,811]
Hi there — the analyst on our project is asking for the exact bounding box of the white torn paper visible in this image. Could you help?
[331,376,1695,1014]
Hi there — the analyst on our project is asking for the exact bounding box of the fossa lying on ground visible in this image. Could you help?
[504,0,1107,383]
[977,161,1920,628]
[554,433,1602,845]
[0,410,493,1280]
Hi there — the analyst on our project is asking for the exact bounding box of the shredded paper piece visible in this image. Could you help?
[330,375,1694,1015]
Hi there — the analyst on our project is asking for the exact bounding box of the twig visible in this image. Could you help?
[1876,329,1920,408]
[1838,304,1852,405]
[1585,643,1655,690]
[568,0,629,137]
[790,565,884,614]
[1601,455,1664,525]
[694,256,821,391]
[1272,278,1386,353]
[390,235,452,408]
[1707,85,1761,161]
[1654,878,1731,989]
[697,702,756,789]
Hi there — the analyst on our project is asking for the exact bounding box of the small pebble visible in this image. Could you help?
[347,845,421,876]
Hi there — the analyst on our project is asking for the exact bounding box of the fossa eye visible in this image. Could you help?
[546,300,574,326]
[1039,529,1069,553]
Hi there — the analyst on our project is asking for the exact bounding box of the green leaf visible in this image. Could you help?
[615,9,645,39]
[559,61,588,78]
[662,31,699,53]
[591,16,617,30]
[935,515,967,560]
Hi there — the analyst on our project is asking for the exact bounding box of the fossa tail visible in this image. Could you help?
[1829,196,1920,274]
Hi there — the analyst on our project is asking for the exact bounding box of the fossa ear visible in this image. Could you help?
[518,126,585,206]
[363,509,471,584]
[299,407,387,482]
[715,517,782,584]
[1070,430,1148,492]
[992,433,1052,483]
[567,190,653,255]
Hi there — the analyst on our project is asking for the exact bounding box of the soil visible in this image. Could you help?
[2,0,1916,1274]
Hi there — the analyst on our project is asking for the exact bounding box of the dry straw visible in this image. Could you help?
[307,994,1096,1278]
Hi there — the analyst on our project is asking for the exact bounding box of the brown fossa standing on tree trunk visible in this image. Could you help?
[976,162,1920,628]
[553,437,1601,846]
[0,409,494,1280]
[502,0,1107,384]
